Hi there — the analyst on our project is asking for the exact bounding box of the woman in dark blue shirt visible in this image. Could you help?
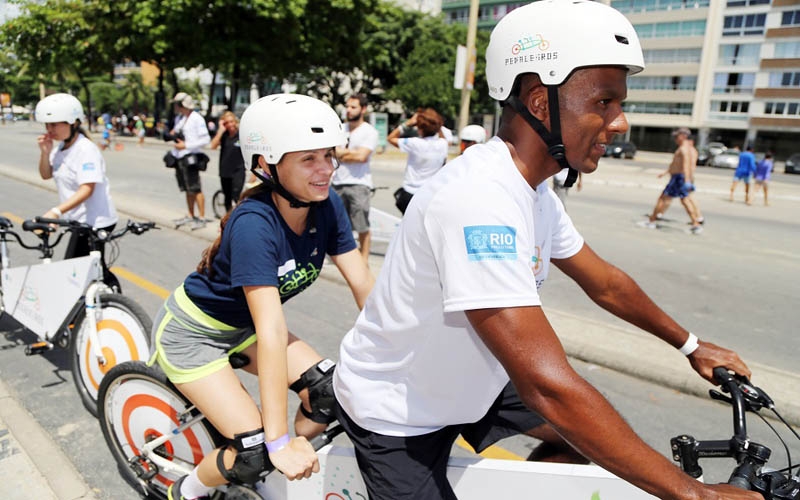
[151,94,374,500]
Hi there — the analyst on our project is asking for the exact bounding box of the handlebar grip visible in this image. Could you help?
[728,476,752,490]
[728,461,758,490]
[22,220,56,233]
[309,424,344,451]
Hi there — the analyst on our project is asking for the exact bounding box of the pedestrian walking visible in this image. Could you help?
[641,128,703,233]
[730,145,757,205]
[134,114,146,146]
[753,152,774,206]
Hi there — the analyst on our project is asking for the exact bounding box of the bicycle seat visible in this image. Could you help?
[0,216,11,229]
[22,220,56,233]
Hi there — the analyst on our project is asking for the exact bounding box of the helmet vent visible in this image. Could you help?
[615,35,629,45]
[311,127,324,133]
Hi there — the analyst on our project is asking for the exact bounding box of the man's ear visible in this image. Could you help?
[520,75,549,123]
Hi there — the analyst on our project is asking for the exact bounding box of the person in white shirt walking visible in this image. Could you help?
[333,94,379,265]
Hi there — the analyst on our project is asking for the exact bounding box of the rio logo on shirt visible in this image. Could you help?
[82,162,95,171]
[463,225,517,261]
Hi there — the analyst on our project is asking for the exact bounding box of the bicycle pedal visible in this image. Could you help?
[24,341,53,356]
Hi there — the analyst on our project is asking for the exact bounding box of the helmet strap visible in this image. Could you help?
[506,87,578,188]
[65,123,80,146]
[258,164,312,209]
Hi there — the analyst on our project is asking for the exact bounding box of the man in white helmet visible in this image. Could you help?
[458,124,487,153]
[333,2,757,499]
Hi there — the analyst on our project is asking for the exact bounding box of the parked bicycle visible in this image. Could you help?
[0,215,156,416]
[98,361,799,499]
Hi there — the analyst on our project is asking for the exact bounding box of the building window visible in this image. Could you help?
[635,20,706,38]
[623,101,693,115]
[764,101,800,116]
[769,72,800,87]
[719,44,760,66]
[712,101,750,113]
[775,42,800,58]
[628,75,697,90]
[781,10,800,26]
[723,14,766,37]
[611,0,710,13]
[713,73,755,94]
[643,48,702,63]
[726,0,769,6]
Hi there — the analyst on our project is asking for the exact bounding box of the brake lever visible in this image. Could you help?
[710,389,733,405]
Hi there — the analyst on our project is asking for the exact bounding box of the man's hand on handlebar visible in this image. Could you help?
[688,340,751,384]
[702,483,765,499]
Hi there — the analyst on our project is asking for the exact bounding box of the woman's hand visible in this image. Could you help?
[38,133,53,156]
[268,436,320,480]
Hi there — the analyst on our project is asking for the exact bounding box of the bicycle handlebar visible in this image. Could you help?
[672,367,799,499]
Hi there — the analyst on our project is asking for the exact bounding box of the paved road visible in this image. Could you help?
[1,124,799,498]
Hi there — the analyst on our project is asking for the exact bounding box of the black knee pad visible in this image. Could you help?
[216,428,270,485]
[289,359,336,424]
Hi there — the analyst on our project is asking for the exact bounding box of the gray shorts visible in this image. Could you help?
[149,285,255,384]
[333,184,371,233]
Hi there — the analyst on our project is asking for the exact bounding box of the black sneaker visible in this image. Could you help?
[167,475,209,500]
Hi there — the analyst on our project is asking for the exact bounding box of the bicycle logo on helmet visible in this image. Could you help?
[511,34,550,55]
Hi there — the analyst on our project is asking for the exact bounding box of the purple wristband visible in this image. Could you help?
[265,433,290,453]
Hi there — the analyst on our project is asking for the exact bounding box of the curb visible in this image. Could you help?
[0,378,98,500]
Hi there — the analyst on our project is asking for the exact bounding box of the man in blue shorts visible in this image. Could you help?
[642,127,703,233]
[730,145,757,205]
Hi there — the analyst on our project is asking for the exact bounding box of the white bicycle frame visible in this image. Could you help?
[0,248,111,363]
[135,407,654,500]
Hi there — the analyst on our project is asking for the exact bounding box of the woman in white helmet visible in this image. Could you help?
[333,2,755,499]
[35,93,119,288]
[149,94,374,499]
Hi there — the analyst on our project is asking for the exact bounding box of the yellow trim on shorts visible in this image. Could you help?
[174,284,238,331]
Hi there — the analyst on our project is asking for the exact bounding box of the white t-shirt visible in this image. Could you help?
[332,121,378,188]
[172,111,210,159]
[50,135,117,228]
[334,137,584,437]
[398,135,449,193]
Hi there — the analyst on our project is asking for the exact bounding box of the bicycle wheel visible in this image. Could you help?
[98,361,223,499]
[70,293,152,417]
[212,189,227,219]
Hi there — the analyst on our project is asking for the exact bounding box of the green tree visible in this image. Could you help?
[1,0,119,122]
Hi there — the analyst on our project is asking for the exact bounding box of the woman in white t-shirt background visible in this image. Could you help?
[388,107,449,214]
[35,93,119,287]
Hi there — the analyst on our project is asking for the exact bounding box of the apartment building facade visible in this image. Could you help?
[442,0,800,158]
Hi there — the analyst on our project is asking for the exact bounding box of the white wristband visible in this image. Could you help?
[679,333,699,356]
[50,207,62,217]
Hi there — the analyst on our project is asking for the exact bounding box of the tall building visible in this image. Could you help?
[442,0,800,158]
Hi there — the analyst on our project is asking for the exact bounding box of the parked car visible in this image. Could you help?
[785,153,800,174]
[604,141,636,159]
[707,142,727,157]
[696,147,710,166]
[709,151,740,169]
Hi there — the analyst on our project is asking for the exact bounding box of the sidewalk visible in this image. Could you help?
[0,377,97,500]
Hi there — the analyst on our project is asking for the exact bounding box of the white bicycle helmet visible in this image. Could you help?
[486,0,644,101]
[35,93,85,124]
[460,124,487,144]
[240,94,346,208]
[240,93,346,170]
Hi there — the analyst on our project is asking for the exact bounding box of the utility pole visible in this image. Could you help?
[457,0,479,137]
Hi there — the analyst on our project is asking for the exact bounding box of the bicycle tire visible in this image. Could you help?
[70,293,152,417]
[212,189,227,219]
[98,361,224,499]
